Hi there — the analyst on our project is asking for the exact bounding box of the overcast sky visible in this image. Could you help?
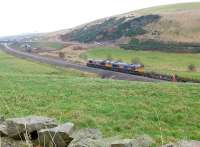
[0,0,199,36]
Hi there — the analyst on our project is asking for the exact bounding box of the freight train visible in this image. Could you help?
[87,59,144,75]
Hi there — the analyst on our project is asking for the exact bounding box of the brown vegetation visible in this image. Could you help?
[58,52,65,59]
[188,64,196,72]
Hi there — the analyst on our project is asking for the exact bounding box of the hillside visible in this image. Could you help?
[60,2,200,52]
[0,49,200,145]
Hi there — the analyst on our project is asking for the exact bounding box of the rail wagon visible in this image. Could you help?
[87,59,144,75]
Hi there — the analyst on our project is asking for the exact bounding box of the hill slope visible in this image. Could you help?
[60,2,200,52]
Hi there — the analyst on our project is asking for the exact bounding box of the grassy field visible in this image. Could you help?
[137,2,200,14]
[82,47,200,79]
[30,42,64,50]
[0,50,200,145]
[11,41,64,51]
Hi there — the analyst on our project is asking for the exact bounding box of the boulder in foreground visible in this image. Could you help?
[0,116,4,123]
[0,137,32,147]
[37,122,75,147]
[111,135,155,147]
[111,139,134,147]
[5,116,57,139]
[68,128,103,147]
[0,123,7,136]
[71,128,103,140]
[134,135,155,147]
[163,140,200,147]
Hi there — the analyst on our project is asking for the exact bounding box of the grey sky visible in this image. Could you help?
[0,0,199,36]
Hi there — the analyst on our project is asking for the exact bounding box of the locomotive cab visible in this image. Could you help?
[133,64,144,73]
[105,60,112,69]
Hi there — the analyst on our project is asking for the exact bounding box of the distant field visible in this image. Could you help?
[82,47,200,79]
[0,49,200,145]
[137,2,200,14]
[11,41,64,51]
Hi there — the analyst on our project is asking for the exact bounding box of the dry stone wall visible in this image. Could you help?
[0,116,199,147]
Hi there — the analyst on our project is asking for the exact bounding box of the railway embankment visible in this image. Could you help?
[0,43,159,82]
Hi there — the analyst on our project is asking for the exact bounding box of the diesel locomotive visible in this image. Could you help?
[87,59,144,75]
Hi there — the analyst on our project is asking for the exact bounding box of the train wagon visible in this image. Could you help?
[87,59,144,75]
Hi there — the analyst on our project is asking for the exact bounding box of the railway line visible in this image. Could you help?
[0,43,160,82]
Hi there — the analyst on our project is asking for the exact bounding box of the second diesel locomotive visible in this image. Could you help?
[87,59,144,75]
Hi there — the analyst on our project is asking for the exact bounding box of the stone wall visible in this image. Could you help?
[0,116,199,147]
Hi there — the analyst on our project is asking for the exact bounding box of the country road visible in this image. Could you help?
[1,43,160,82]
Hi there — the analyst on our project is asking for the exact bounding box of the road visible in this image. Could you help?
[1,43,160,82]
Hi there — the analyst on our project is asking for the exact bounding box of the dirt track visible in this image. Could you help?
[1,43,160,82]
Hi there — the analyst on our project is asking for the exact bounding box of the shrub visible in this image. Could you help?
[120,38,200,53]
[131,57,141,64]
[26,48,32,53]
[67,15,160,43]
[58,52,65,59]
[188,64,196,71]
[106,54,113,60]
[117,59,122,62]
[81,54,88,60]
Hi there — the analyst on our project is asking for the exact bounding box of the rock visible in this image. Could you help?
[0,123,7,136]
[68,128,103,147]
[111,139,134,147]
[68,138,103,147]
[162,143,175,147]
[134,135,155,147]
[97,136,122,147]
[0,116,7,136]
[68,138,118,147]
[71,128,102,140]
[5,116,57,139]
[37,122,75,147]
[69,136,121,147]
[0,137,32,147]
[162,140,200,147]
[111,135,155,147]
[0,116,4,123]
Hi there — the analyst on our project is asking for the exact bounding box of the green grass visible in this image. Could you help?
[137,2,200,14]
[82,47,200,80]
[37,42,64,50]
[0,50,200,145]
[30,42,64,50]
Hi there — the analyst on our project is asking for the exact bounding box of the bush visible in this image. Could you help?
[26,48,32,53]
[106,54,113,60]
[188,64,196,72]
[117,59,122,62]
[58,52,65,59]
[131,57,141,64]
[68,15,160,43]
[81,54,88,60]
[120,38,200,53]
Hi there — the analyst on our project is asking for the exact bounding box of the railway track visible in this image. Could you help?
[1,43,161,82]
